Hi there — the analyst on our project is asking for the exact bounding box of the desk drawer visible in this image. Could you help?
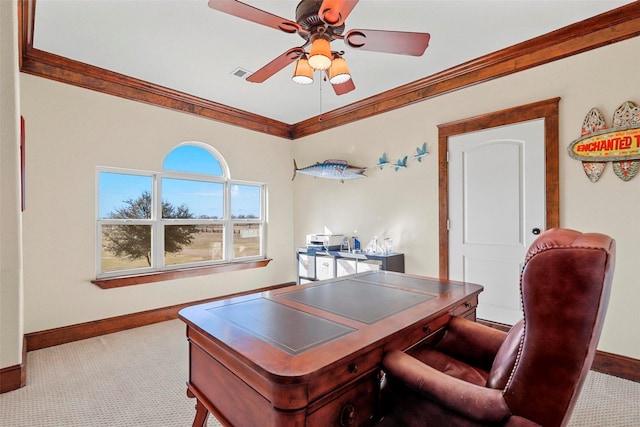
[385,313,450,353]
[308,347,382,402]
[316,255,336,280]
[298,254,315,279]
[307,373,379,427]
[452,295,478,320]
[337,258,357,277]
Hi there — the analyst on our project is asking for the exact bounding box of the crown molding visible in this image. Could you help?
[291,2,640,138]
[18,0,293,139]
[18,0,640,140]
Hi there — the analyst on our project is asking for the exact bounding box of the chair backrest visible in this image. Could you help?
[487,228,615,427]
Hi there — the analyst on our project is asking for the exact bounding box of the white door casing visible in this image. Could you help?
[448,119,546,325]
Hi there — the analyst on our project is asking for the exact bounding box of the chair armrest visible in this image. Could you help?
[383,349,512,423]
[432,316,509,370]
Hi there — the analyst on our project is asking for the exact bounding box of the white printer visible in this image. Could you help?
[306,234,345,251]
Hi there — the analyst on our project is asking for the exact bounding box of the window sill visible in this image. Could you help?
[92,259,272,289]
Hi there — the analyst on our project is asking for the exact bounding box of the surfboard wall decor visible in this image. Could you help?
[568,101,640,182]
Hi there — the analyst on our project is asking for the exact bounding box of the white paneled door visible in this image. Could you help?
[448,119,546,325]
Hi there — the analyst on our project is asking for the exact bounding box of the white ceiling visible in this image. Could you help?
[33,0,632,124]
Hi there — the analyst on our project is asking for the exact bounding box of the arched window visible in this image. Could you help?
[96,142,266,282]
[162,143,225,176]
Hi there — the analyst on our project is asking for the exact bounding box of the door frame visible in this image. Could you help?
[438,98,561,278]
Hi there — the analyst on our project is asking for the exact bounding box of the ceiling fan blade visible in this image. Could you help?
[208,0,302,34]
[318,0,359,27]
[246,47,305,83]
[344,29,430,56]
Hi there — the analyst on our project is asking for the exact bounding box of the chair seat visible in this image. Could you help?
[378,346,493,426]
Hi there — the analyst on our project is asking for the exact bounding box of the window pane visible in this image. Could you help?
[161,178,223,219]
[164,224,224,265]
[99,172,152,219]
[101,224,152,272]
[231,184,261,219]
[233,223,261,258]
[162,145,223,176]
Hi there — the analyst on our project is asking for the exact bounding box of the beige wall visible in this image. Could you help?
[293,36,640,359]
[6,33,640,367]
[0,0,24,369]
[19,75,295,333]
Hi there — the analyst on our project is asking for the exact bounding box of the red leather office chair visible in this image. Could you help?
[380,228,615,427]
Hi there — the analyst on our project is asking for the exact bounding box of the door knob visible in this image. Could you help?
[532,228,541,235]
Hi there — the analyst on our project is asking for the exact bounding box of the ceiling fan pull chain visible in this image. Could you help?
[319,72,323,122]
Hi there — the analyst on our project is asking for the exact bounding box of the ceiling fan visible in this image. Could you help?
[208,0,431,95]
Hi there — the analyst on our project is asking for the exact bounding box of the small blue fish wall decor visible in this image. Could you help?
[293,159,367,183]
[413,143,428,162]
[376,153,390,170]
[394,156,408,171]
[376,143,429,173]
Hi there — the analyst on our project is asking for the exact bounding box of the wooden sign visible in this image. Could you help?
[568,101,640,182]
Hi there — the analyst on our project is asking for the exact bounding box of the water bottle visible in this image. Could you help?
[384,238,393,254]
[371,236,378,254]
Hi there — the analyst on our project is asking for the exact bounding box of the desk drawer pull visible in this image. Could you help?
[464,302,472,309]
[422,325,431,334]
[347,363,358,374]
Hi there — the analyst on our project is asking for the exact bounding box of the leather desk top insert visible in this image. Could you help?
[179,270,482,427]
[207,297,355,355]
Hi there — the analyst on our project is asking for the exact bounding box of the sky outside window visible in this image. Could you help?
[231,184,261,218]
[99,145,259,219]
[161,178,223,218]
[162,145,223,176]
[99,172,152,218]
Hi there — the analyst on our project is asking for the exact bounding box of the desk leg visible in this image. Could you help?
[187,388,210,427]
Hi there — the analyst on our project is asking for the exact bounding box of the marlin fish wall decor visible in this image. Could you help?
[292,159,367,183]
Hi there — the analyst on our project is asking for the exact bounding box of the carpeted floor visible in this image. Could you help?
[1,319,638,426]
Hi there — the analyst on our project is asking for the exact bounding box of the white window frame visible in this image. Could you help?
[228,180,267,261]
[96,156,266,279]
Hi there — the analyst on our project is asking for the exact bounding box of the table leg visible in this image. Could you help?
[187,388,210,427]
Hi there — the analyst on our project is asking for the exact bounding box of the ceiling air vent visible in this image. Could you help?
[231,67,252,79]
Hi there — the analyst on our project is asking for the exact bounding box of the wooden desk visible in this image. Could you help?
[179,271,482,427]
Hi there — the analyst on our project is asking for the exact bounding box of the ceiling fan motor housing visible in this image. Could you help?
[295,0,345,40]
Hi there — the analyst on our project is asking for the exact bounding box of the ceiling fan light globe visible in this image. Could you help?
[293,75,314,85]
[329,56,351,84]
[292,58,314,84]
[329,73,351,84]
[308,38,332,70]
[308,55,331,70]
